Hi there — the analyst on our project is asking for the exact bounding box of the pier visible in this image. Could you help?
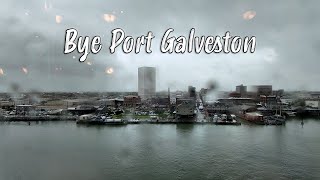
[1,115,77,122]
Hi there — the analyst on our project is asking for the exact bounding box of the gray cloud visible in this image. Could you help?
[0,0,319,92]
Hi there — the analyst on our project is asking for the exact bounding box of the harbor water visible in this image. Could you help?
[0,119,320,180]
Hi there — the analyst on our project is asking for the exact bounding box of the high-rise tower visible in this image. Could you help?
[138,67,156,100]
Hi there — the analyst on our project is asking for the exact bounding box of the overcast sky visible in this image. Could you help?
[0,0,319,92]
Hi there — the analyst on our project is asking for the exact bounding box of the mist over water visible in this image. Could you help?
[1,119,319,180]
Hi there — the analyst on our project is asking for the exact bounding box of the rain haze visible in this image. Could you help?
[0,0,319,92]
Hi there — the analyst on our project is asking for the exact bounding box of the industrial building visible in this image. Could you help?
[175,100,196,117]
[236,84,247,97]
[123,95,141,107]
[175,98,196,117]
[254,85,273,96]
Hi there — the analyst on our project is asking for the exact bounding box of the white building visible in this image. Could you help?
[138,67,156,100]
[305,100,320,109]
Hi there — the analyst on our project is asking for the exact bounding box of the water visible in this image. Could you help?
[0,119,319,180]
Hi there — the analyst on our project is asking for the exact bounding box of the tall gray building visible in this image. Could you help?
[254,85,272,96]
[138,67,156,100]
[188,86,196,99]
[236,84,247,97]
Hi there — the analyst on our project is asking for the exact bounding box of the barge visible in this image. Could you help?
[76,114,127,125]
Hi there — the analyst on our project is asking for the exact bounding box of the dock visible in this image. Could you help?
[1,115,77,122]
[76,119,242,125]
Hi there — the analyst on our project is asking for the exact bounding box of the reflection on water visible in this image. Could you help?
[0,119,320,180]
[176,123,195,133]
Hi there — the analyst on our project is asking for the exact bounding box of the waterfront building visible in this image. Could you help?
[260,95,279,108]
[124,95,141,107]
[63,98,100,108]
[310,92,320,98]
[15,105,35,116]
[254,85,273,96]
[138,67,156,100]
[305,99,320,109]
[176,99,196,116]
[176,98,195,106]
[0,100,15,110]
[217,97,254,105]
[99,98,124,108]
[150,97,170,107]
[67,105,97,115]
[229,92,241,98]
[13,98,30,106]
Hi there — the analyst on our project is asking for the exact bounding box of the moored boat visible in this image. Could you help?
[243,112,265,125]
[76,114,95,124]
[127,119,141,124]
[77,114,126,125]
[264,114,286,125]
[214,114,241,125]
[284,111,296,118]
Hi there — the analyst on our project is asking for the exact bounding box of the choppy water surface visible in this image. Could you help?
[0,119,319,180]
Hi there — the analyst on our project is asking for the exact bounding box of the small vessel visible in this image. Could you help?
[127,119,140,124]
[264,101,286,125]
[76,114,95,124]
[243,112,265,125]
[265,102,286,125]
[212,114,220,122]
[150,115,159,123]
[150,116,159,120]
[214,114,241,125]
[228,114,238,123]
[221,114,227,121]
[264,114,286,125]
[285,111,296,118]
[272,114,286,121]
[103,118,126,125]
